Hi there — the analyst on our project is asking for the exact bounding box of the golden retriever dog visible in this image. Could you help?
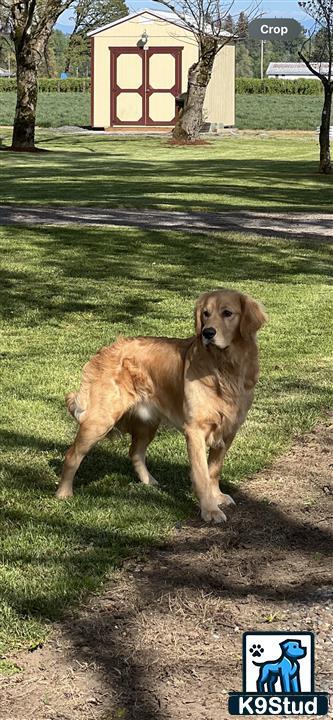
[56,289,267,523]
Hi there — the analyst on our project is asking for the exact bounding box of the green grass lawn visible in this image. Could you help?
[0,92,323,130]
[236,95,323,130]
[1,223,332,656]
[0,131,331,212]
[0,91,90,128]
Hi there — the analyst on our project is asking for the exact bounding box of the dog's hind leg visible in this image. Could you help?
[256,665,271,694]
[267,678,277,693]
[129,420,160,486]
[256,675,265,693]
[56,420,112,498]
[57,387,134,498]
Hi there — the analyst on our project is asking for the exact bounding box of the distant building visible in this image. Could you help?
[0,67,14,77]
[88,8,235,129]
[266,61,329,79]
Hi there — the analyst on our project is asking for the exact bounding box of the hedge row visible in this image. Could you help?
[235,78,323,95]
[0,76,322,95]
[0,77,91,92]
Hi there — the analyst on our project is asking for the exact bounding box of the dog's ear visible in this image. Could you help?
[194,293,207,336]
[239,294,267,339]
[280,640,288,649]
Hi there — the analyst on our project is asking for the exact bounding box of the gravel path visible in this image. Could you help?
[1,204,332,239]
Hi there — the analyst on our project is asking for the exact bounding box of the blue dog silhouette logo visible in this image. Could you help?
[252,638,306,693]
[228,632,329,715]
[244,632,312,694]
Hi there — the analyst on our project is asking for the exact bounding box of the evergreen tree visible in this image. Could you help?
[236,44,253,77]
[236,12,248,39]
[234,11,306,78]
[223,14,234,34]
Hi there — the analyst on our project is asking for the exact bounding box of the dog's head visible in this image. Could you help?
[195,289,267,350]
[280,639,307,660]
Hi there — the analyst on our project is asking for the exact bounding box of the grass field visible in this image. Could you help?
[1,222,332,656]
[0,92,323,130]
[236,95,323,130]
[0,92,90,128]
[0,131,332,212]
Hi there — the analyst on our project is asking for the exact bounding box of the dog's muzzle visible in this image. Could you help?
[202,327,216,344]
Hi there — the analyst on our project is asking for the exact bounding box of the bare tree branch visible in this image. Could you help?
[298,0,333,172]
[299,50,329,82]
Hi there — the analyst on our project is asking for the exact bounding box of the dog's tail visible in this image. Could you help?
[65,357,95,424]
[65,392,87,423]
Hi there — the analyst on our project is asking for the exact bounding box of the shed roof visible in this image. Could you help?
[87,8,231,38]
[266,61,329,77]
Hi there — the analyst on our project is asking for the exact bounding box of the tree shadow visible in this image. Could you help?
[0,224,331,325]
[1,142,332,212]
[49,482,333,719]
[1,404,333,716]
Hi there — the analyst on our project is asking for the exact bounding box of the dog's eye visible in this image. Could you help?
[222,309,233,318]
[203,310,210,318]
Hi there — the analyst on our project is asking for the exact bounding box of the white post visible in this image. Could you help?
[260,40,264,80]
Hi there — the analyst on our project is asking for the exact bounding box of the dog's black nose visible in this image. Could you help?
[202,327,216,340]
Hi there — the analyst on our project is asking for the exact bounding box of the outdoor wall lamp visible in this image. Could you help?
[138,30,149,49]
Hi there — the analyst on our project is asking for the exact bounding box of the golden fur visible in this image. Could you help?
[57,289,267,523]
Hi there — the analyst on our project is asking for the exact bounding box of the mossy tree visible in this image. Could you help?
[153,0,259,143]
[299,0,333,174]
[2,0,77,150]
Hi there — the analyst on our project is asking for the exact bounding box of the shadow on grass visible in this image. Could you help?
[1,408,332,618]
[0,225,332,325]
[67,482,333,719]
[1,403,333,716]
[1,143,332,211]
[2,421,332,718]
[1,216,332,716]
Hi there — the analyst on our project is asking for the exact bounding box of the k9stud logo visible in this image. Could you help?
[228,632,329,716]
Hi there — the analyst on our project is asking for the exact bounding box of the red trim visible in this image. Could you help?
[109,46,183,127]
[110,47,145,125]
[90,37,94,127]
[146,47,182,126]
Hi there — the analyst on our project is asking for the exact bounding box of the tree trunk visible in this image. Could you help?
[11,43,39,150]
[173,37,218,142]
[319,83,332,174]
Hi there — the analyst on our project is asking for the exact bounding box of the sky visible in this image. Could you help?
[56,1,312,33]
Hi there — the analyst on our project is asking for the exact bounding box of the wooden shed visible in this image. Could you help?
[88,8,235,129]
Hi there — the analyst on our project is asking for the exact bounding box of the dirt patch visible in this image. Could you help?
[166,139,211,146]
[1,417,332,720]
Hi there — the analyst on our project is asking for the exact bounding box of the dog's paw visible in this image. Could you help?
[201,506,227,524]
[140,474,159,487]
[147,474,159,487]
[215,492,236,507]
[250,644,264,658]
[55,487,73,499]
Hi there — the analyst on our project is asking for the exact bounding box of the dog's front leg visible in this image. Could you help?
[208,446,236,508]
[185,425,227,524]
[280,672,292,693]
[290,675,300,693]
